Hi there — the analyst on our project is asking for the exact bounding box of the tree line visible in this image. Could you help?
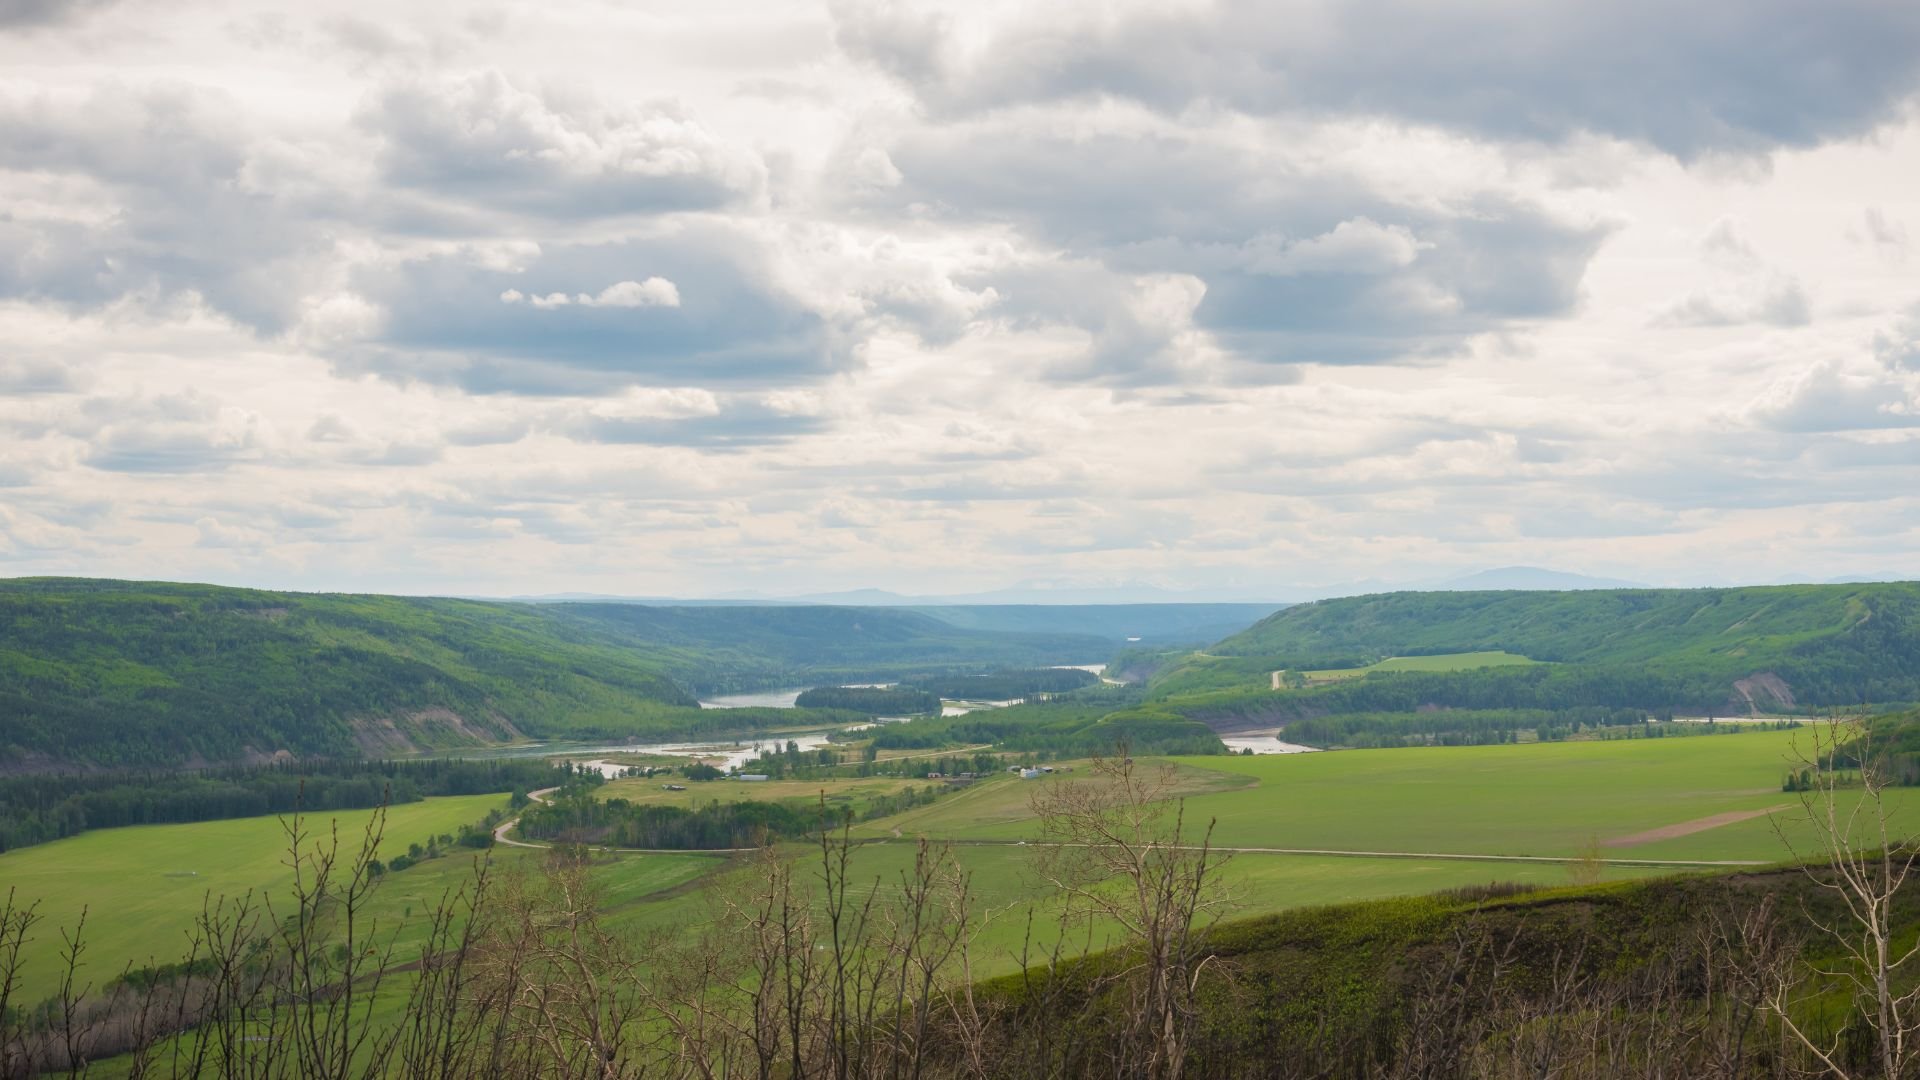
[0,758,577,853]
[793,686,942,713]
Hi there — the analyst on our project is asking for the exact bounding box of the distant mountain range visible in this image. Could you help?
[503,566,1647,607]
[1419,567,1645,592]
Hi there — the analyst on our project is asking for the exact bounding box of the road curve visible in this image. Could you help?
[492,786,559,849]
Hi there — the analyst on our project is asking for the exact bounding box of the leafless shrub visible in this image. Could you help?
[1772,715,1920,1080]
[1026,750,1234,1080]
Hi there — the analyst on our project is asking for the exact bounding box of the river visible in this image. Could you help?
[1219,730,1322,754]
[568,731,840,778]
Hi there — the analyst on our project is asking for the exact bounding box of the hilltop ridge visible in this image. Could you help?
[0,578,1109,768]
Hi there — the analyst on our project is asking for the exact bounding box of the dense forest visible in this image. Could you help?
[793,685,941,714]
[0,579,1109,768]
[0,758,577,852]
[1134,583,1920,745]
[515,790,829,849]
[547,603,1110,690]
[907,668,1103,700]
[514,784,950,848]
[1212,583,1920,703]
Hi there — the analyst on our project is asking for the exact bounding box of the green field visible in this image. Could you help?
[596,773,925,815]
[1301,650,1539,682]
[10,728,1905,1008]
[0,795,510,1001]
[858,726,1903,864]
[0,792,732,1005]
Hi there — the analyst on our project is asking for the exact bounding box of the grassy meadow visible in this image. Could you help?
[9,725,1906,1009]
[1301,649,1540,682]
[0,795,510,1001]
[862,726,1892,863]
[596,773,926,815]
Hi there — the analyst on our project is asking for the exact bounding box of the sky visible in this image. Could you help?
[2,0,1919,599]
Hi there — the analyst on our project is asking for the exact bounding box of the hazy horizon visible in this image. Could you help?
[4,1,1919,596]
[4,564,1916,605]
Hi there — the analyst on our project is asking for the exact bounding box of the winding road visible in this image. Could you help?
[492,786,559,849]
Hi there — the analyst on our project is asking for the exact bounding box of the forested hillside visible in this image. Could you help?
[552,603,1110,690]
[1138,584,1920,740]
[0,579,1109,768]
[1217,583,1920,670]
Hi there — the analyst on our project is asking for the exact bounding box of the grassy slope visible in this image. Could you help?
[0,580,699,766]
[0,795,512,1002]
[17,731,1882,1016]
[861,728,1914,862]
[969,864,1920,1073]
[1145,582,1920,716]
[1302,650,1539,680]
[1220,583,1919,676]
[0,579,1111,767]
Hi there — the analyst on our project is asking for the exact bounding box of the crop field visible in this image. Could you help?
[596,727,1900,961]
[856,726,1912,864]
[1171,730,1870,863]
[12,727,1902,1010]
[1301,650,1539,682]
[597,773,925,815]
[579,838,1667,982]
[0,795,511,1001]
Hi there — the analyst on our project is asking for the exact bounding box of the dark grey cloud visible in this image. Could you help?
[350,225,844,393]
[0,0,113,29]
[358,72,764,218]
[1749,359,1920,433]
[834,0,1920,159]
[868,122,1607,375]
[0,358,80,394]
[82,429,256,474]
[0,85,329,331]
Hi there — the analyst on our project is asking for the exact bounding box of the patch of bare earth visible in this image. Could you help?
[1730,672,1796,712]
[1603,805,1791,848]
[347,708,522,755]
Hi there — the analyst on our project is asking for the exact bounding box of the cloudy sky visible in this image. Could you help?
[2,0,1919,598]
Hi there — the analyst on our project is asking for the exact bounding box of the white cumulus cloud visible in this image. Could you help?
[499,278,681,310]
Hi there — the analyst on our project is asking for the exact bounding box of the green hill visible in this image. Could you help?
[552,603,1111,689]
[1144,583,1920,727]
[1216,583,1917,668]
[0,579,1110,768]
